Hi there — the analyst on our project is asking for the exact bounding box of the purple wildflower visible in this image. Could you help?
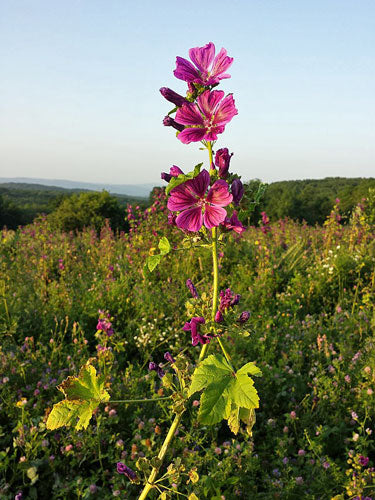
[164,352,175,364]
[148,362,165,379]
[174,42,233,87]
[15,493,23,500]
[222,211,246,235]
[160,87,187,107]
[167,169,232,232]
[182,317,211,346]
[96,313,114,337]
[116,462,137,481]
[231,178,244,206]
[161,165,184,182]
[215,310,224,323]
[238,311,250,324]
[219,288,240,312]
[175,90,238,144]
[163,115,185,132]
[186,279,199,299]
[215,148,233,179]
[359,455,369,467]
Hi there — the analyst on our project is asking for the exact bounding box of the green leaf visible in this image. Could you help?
[199,376,234,425]
[236,361,262,377]
[165,163,203,195]
[158,237,171,255]
[227,404,240,434]
[47,362,109,431]
[230,374,259,409]
[147,254,161,272]
[188,354,232,397]
[239,407,257,437]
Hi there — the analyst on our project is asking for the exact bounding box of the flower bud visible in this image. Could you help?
[170,165,184,177]
[238,311,250,324]
[215,310,223,323]
[160,87,186,107]
[215,148,233,179]
[186,279,199,299]
[164,352,175,364]
[163,116,185,132]
[231,179,244,206]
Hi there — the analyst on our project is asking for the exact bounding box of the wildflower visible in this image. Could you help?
[116,462,137,481]
[96,313,114,337]
[15,493,23,500]
[167,169,232,232]
[272,468,280,477]
[222,211,246,234]
[298,449,306,456]
[161,165,184,182]
[290,411,297,419]
[215,148,233,179]
[108,409,117,417]
[231,178,244,206]
[182,317,211,346]
[238,311,250,324]
[186,279,199,299]
[214,447,222,455]
[359,455,369,467]
[162,115,185,132]
[174,42,233,87]
[295,476,304,485]
[344,375,351,383]
[323,461,330,469]
[160,87,187,107]
[164,352,175,364]
[351,411,358,420]
[215,310,224,323]
[89,484,97,494]
[148,362,165,379]
[219,288,240,312]
[175,90,238,144]
[282,457,289,465]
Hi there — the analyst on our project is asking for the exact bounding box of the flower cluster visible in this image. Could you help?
[160,41,245,235]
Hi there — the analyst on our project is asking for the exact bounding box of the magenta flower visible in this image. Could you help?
[174,42,233,87]
[167,169,233,232]
[182,317,211,346]
[222,211,246,234]
[215,148,233,179]
[175,90,238,144]
[116,462,137,481]
[161,165,184,182]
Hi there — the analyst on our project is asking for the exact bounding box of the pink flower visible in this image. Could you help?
[175,90,238,144]
[182,317,211,346]
[222,211,246,234]
[167,169,232,232]
[174,42,233,87]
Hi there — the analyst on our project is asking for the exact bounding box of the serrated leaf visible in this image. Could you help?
[227,404,240,434]
[58,363,109,403]
[158,237,171,255]
[165,163,203,195]
[239,407,256,437]
[46,400,96,431]
[231,373,259,409]
[147,254,161,272]
[188,354,232,397]
[237,362,262,377]
[199,375,234,425]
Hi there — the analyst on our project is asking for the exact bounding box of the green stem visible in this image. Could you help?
[109,397,171,404]
[138,413,183,500]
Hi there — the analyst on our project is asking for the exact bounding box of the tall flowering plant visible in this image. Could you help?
[45,42,261,499]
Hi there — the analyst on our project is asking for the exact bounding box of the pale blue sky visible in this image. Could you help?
[1,0,374,185]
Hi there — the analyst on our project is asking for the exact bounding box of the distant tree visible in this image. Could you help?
[0,194,25,229]
[48,191,126,232]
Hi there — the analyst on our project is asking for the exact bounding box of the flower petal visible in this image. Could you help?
[176,206,203,232]
[168,184,198,211]
[187,169,210,198]
[203,205,227,229]
[197,90,224,119]
[189,42,215,74]
[175,102,204,126]
[211,48,233,81]
[177,127,206,144]
[204,125,225,141]
[213,94,238,126]
[173,56,200,82]
[206,180,233,206]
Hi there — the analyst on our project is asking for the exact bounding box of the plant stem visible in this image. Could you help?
[110,396,171,404]
[138,413,183,500]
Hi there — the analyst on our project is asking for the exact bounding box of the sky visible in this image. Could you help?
[0,0,374,186]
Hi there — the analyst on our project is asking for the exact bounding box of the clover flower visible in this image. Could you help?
[168,169,232,232]
[174,42,233,87]
[175,90,238,144]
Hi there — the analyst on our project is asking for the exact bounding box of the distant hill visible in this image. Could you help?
[0,177,156,198]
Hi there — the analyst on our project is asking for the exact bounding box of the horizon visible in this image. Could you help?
[1,1,374,184]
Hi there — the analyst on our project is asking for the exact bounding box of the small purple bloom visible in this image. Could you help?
[215,310,224,323]
[215,148,233,179]
[323,461,330,469]
[116,462,137,481]
[15,493,23,500]
[164,352,175,364]
[238,311,250,324]
[222,211,246,234]
[282,457,289,465]
[295,476,304,485]
[148,362,165,379]
[359,455,369,467]
[160,87,187,107]
[89,484,98,494]
[163,115,185,132]
[161,165,184,183]
[186,279,199,299]
[182,317,211,346]
[231,179,244,206]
